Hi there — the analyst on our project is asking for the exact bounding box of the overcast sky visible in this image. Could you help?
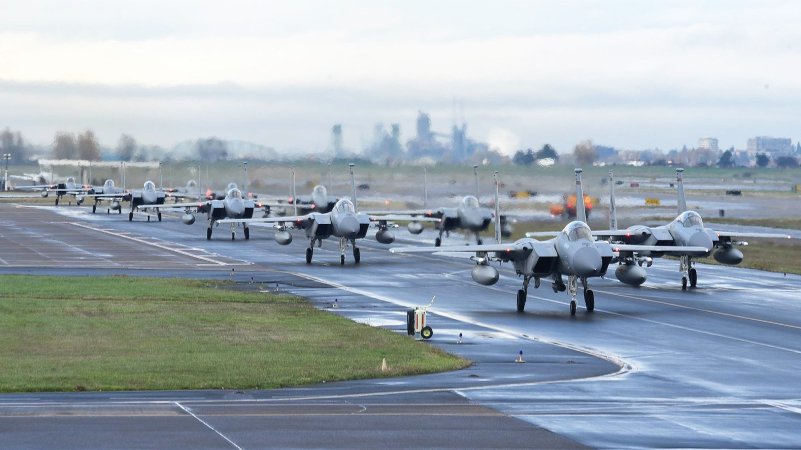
[1,0,799,155]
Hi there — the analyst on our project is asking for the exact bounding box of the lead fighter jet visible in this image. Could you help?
[391,169,706,316]
[218,164,439,264]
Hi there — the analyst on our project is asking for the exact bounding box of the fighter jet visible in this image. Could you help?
[218,164,439,264]
[76,179,127,214]
[286,184,339,213]
[391,169,706,316]
[592,168,792,289]
[366,166,499,246]
[16,176,92,205]
[9,171,56,185]
[121,180,168,222]
[168,183,264,240]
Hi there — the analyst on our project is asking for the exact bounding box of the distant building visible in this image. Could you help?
[328,124,344,157]
[747,136,793,155]
[697,137,719,151]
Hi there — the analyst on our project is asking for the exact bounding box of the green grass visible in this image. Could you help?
[0,276,468,392]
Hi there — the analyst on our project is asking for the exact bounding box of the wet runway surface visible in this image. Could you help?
[2,202,801,448]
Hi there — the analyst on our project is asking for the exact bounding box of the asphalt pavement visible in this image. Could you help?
[2,202,801,448]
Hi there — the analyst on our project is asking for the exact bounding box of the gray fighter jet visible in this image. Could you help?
[76,179,127,214]
[167,183,263,240]
[366,166,499,246]
[17,176,92,205]
[592,168,792,289]
[391,169,706,316]
[124,180,168,222]
[218,164,438,264]
[287,184,339,213]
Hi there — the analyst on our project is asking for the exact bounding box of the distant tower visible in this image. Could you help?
[329,124,344,157]
[416,112,432,142]
[452,123,467,162]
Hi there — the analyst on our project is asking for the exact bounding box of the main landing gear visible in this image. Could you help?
[338,237,360,265]
[556,274,594,316]
[434,229,451,247]
[680,255,698,290]
[306,238,323,264]
[515,277,541,313]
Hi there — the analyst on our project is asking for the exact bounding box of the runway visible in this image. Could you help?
[2,202,801,448]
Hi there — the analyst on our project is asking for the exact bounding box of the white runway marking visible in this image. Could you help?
[69,222,249,266]
[175,402,243,450]
[279,270,633,378]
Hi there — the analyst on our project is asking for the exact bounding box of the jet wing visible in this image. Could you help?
[713,230,792,239]
[363,209,439,217]
[162,201,210,210]
[524,231,560,238]
[368,214,440,223]
[78,193,127,199]
[391,240,549,263]
[611,244,709,253]
[217,215,311,225]
[390,243,525,254]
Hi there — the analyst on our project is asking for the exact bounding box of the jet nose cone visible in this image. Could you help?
[572,246,602,277]
[689,231,713,254]
[462,210,484,231]
[338,215,360,238]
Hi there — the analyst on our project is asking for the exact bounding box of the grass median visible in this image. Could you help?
[0,275,468,392]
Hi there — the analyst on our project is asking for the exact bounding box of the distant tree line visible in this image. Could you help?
[0,127,32,163]
[512,144,559,165]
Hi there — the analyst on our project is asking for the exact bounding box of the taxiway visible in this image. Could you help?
[2,202,801,448]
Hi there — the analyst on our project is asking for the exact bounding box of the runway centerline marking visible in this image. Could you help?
[68,222,248,266]
[175,402,243,450]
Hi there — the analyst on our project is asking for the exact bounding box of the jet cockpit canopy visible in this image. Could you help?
[564,221,593,242]
[461,195,480,209]
[334,199,355,214]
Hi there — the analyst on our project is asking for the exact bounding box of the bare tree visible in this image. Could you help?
[77,130,101,161]
[52,131,78,159]
[0,128,29,163]
[115,134,137,161]
[573,139,596,166]
[195,137,228,162]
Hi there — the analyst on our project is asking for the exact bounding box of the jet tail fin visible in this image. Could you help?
[575,168,587,224]
[473,165,479,200]
[349,163,357,211]
[493,171,501,244]
[676,168,687,214]
[291,167,298,216]
[609,170,617,230]
[423,167,428,208]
